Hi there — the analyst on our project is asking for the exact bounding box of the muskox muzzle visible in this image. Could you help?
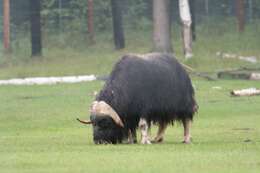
[77,101,124,144]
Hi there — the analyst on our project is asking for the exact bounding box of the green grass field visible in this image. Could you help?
[0,80,260,173]
[1,21,260,173]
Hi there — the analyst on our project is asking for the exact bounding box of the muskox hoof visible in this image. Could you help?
[182,137,192,144]
[151,137,164,143]
[182,140,191,144]
[127,139,137,144]
[141,139,151,144]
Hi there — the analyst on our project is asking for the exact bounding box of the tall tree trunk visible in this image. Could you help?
[205,0,209,15]
[87,0,95,44]
[189,0,196,41]
[58,0,63,37]
[179,0,193,58]
[152,0,173,53]
[30,0,42,57]
[111,0,125,50]
[3,0,10,53]
[236,0,245,32]
[247,0,253,22]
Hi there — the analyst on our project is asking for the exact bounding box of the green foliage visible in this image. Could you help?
[93,0,113,31]
[39,0,152,33]
[41,0,113,33]
[41,0,83,33]
[254,0,260,18]
[123,0,151,30]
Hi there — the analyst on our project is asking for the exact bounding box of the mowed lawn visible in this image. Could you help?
[0,79,260,173]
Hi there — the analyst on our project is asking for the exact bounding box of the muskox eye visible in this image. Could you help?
[99,123,110,129]
[97,118,110,125]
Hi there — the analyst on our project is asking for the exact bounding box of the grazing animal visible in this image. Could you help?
[78,53,198,144]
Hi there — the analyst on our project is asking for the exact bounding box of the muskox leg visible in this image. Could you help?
[152,122,167,143]
[128,129,137,144]
[182,118,192,144]
[132,129,137,143]
[139,118,151,144]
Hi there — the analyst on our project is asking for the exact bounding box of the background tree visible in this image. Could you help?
[189,0,196,41]
[3,0,10,53]
[179,0,193,58]
[30,0,42,57]
[111,0,125,50]
[87,0,95,44]
[236,0,245,32]
[152,0,172,53]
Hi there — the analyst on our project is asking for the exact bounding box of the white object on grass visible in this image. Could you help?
[0,75,96,85]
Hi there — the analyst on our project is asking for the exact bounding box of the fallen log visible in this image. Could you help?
[250,73,260,80]
[218,70,260,80]
[231,88,260,96]
[216,51,258,63]
[191,72,216,81]
[218,71,251,80]
[180,62,216,81]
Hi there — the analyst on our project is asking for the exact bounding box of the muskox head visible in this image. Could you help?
[77,101,124,144]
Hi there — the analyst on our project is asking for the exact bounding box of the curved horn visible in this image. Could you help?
[91,101,124,128]
[77,118,92,124]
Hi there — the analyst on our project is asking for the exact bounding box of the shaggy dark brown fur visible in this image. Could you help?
[91,53,197,144]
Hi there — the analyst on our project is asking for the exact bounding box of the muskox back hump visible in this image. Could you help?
[98,53,196,125]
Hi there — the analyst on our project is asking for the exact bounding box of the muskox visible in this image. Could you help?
[78,53,198,144]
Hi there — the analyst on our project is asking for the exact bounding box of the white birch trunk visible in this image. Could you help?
[179,0,193,59]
